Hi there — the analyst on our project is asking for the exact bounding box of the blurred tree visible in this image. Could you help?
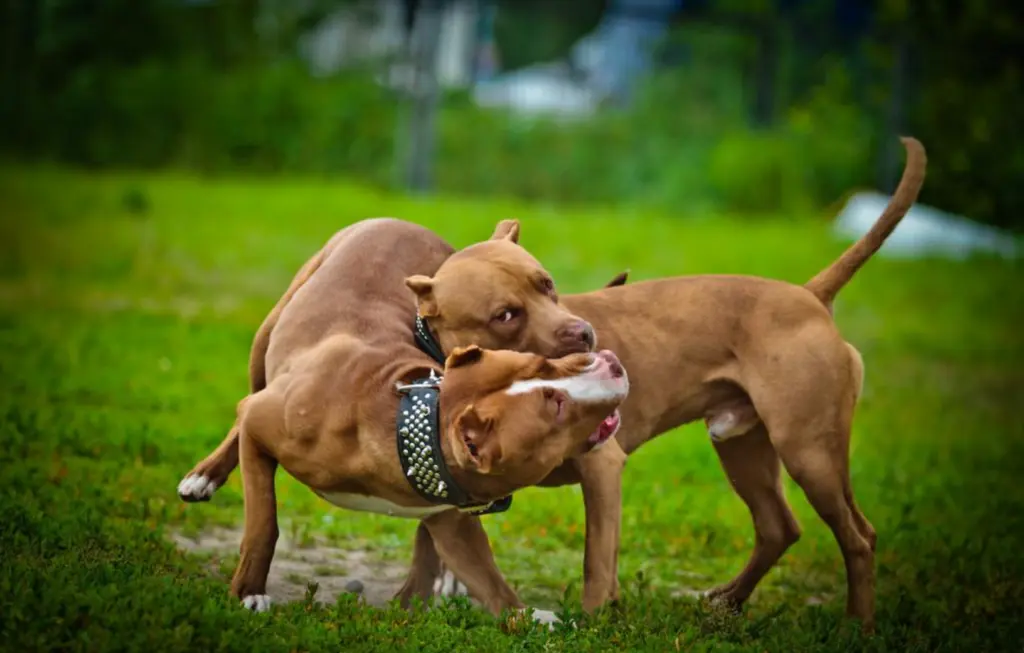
[400,0,443,192]
[897,0,1024,229]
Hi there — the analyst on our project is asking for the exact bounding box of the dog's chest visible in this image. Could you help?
[315,490,453,519]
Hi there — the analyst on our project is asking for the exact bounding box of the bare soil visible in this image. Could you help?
[171,527,411,607]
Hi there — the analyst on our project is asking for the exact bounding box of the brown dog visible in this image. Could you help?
[178,218,599,501]
[185,137,925,632]
[418,137,927,632]
[211,218,630,621]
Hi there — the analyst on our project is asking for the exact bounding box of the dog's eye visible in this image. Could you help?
[494,307,522,324]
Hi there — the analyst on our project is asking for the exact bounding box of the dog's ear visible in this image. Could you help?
[490,219,520,243]
[405,275,438,317]
[605,270,629,288]
[445,345,484,370]
[452,405,499,474]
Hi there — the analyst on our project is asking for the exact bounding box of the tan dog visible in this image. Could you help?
[185,137,925,632]
[178,218,634,619]
[427,137,925,632]
[209,218,630,621]
[178,219,598,500]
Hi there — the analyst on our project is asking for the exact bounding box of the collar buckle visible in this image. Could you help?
[395,368,442,395]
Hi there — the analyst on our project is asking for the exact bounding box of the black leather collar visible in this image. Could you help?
[414,315,447,366]
[395,370,512,516]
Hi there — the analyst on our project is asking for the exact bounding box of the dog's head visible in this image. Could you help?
[439,345,628,495]
[405,220,596,359]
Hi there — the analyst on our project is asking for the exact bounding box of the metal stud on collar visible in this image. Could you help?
[414,315,447,366]
[396,378,451,501]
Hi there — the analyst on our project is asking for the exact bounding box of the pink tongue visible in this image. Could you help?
[589,413,618,443]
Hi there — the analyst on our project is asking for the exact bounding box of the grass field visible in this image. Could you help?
[1,166,1022,652]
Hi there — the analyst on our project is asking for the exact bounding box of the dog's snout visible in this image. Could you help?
[597,350,625,378]
[607,356,624,379]
[559,320,596,351]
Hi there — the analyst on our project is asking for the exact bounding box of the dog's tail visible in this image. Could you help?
[805,137,927,307]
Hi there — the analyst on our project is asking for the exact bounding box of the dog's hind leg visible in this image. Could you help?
[705,424,801,609]
[178,396,249,502]
[842,343,876,553]
[775,435,874,631]
[750,338,876,632]
[394,523,450,608]
[229,392,282,611]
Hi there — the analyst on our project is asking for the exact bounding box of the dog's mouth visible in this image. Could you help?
[586,409,621,450]
[554,341,593,357]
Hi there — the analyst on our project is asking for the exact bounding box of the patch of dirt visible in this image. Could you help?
[171,527,411,607]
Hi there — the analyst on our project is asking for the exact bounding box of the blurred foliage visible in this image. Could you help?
[493,0,605,70]
[1,0,1021,229]
[900,1,1024,229]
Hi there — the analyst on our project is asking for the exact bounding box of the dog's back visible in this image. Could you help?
[264,219,454,381]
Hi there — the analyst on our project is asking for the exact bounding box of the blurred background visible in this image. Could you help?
[1,0,1022,233]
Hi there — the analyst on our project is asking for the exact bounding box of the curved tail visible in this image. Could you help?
[805,137,927,307]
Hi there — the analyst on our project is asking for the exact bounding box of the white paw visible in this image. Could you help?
[241,594,272,612]
[432,569,468,597]
[177,474,218,501]
[528,608,561,629]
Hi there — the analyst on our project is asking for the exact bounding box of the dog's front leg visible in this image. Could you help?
[229,428,279,611]
[574,438,627,612]
[422,510,546,622]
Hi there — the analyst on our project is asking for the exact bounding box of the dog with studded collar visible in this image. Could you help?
[207,218,629,622]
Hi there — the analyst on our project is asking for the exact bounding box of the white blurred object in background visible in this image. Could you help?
[834,191,1019,260]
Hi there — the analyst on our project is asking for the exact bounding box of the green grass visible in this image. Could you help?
[1,165,1022,652]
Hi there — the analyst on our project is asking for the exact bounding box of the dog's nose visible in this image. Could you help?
[597,350,625,378]
[559,320,595,350]
[580,323,596,349]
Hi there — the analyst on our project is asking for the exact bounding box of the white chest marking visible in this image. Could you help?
[316,491,453,519]
[505,373,626,403]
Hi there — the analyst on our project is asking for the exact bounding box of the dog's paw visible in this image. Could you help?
[528,608,561,629]
[177,473,218,502]
[701,587,743,615]
[241,594,272,612]
[432,569,468,597]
